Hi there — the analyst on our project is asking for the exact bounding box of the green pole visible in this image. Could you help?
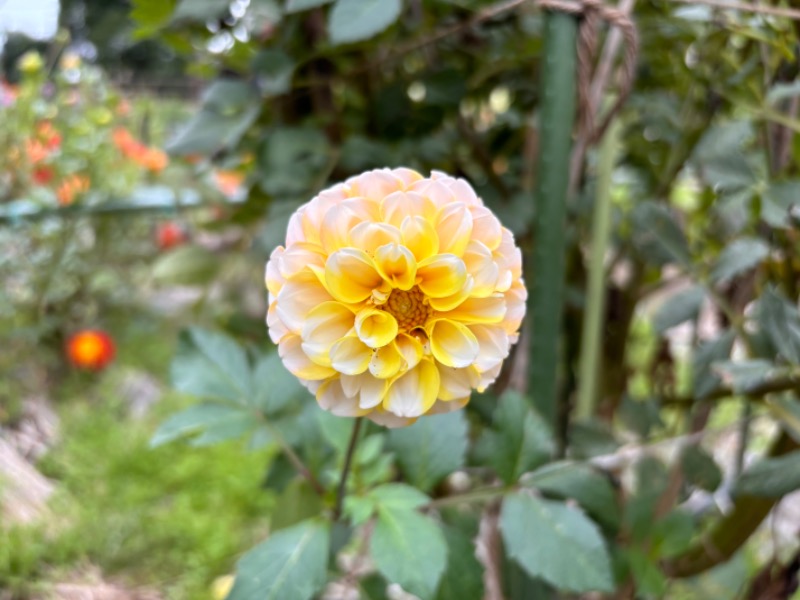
[527,10,578,429]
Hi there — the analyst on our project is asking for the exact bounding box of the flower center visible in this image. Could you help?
[382,286,431,332]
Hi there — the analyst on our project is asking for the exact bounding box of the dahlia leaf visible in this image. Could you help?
[370,507,448,599]
[227,518,330,600]
[500,493,613,593]
[387,411,468,492]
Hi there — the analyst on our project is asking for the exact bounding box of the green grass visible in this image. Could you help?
[0,374,274,599]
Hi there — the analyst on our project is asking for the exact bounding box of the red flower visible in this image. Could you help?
[156,221,187,250]
[66,330,116,371]
[32,166,54,185]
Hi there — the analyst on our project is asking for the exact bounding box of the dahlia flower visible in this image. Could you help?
[66,329,116,371]
[265,168,526,427]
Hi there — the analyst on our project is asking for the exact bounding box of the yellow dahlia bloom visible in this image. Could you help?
[265,168,526,427]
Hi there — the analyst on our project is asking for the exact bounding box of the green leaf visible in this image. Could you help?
[189,411,255,446]
[477,391,553,484]
[227,519,330,600]
[500,493,613,593]
[285,0,333,13]
[150,403,246,447]
[733,450,800,498]
[631,202,691,267]
[270,479,325,531]
[652,285,705,333]
[436,520,484,600]
[680,445,722,492]
[567,420,619,459]
[388,411,468,492]
[172,0,230,21]
[260,127,331,197]
[711,237,769,283]
[328,0,402,45]
[762,181,800,228]
[765,396,800,443]
[759,287,800,365]
[521,461,620,531]
[767,80,800,104]
[171,327,252,403]
[151,245,220,285]
[252,50,295,97]
[370,507,448,599]
[692,330,736,398]
[712,359,775,393]
[168,80,261,156]
[692,121,759,192]
[369,483,429,511]
[131,0,177,38]
[252,353,306,415]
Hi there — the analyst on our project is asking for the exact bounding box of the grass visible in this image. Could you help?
[0,321,275,599]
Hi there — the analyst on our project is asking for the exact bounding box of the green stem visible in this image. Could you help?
[527,10,578,429]
[333,417,363,521]
[576,117,622,420]
[261,418,325,496]
[426,486,509,509]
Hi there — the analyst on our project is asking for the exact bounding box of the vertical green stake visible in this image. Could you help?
[528,11,578,428]
[576,117,622,420]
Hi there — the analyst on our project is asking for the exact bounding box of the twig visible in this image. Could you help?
[668,0,800,20]
[426,486,508,509]
[334,417,364,521]
[660,373,800,406]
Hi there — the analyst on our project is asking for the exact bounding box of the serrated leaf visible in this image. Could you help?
[479,391,553,484]
[692,121,759,192]
[652,285,705,333]
[189,411,255,446]
[368,483,429,511]
[711,238,769,283]
[521,461,620,531]
[692,330,736,398]
[329,0,402,45]
[436,520,484,600]
[680,445,722,492]
[150,403,245,447]
[733,450,800,498]
[227,519,330,600]
[370,507,448,599]
[252,353,307,415]
[388,411,468,492]
[759,287,800,365]
[285,0,333,13]
[500,493,613,593]
[631,202,691,267]
[171,327,252,403]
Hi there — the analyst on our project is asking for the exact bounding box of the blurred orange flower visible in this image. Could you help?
[25,139,51,164]
[66,329,116,371]
[156,221,187,250]
[32,166,54,185]
[213,170,245,198]
[56,174,91,206]
[112,127,168,172]
[36,121,61,150]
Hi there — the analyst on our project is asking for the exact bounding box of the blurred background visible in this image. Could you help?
[1,0,800,598]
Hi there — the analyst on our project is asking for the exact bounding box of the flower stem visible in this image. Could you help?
[334,417,364,521]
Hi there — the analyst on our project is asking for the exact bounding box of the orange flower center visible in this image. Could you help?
[383,286,431,332]
[71,333,105,365]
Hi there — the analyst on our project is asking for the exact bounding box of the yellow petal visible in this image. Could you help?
[341,372,389,409]
[347,169,405,200]
[439,295,507,324]
[469,324,510,371]
[436,362,480,401]
[417,254,468,298]
[301,302,356,366]
[316,378,370,417]
[428,319,480,368]
[369,342,403,379]
[470,206,503,250]
[426,275,474,312]
[380,191,437,227]
[276,271,334,333]
[373,243,417,291]
[278,334,337,380]
[278,242,326,280]
[409,178,455,208]
[265,246,285,297]
[325,248,384,304]
[267,301,289,344]
[395,332,423,370]
[401,215,439,261]
[350,222,402,254]
[355,307,398,349]
[435,202,473,256]
[330,335,373,375]
[383,359,440,417]
[462,240,499,298]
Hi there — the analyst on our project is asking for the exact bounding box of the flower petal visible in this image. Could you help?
[349,222,402,254]
[330,335,373,375]
[316,378,370,417]
[355,307,398,349]
[373,243,417,291]
[347,169,405,200]
[426,275,474,312]
[470,206,503,250]
[436,362,480,401]
[279,334,337,380]
[439,295,507,324]
[417,254,468,298]
[380,191,437,227]
[401,215,439,262]
[469,324,510,371]
[341,372,389,409]
[395,332,423,370]
[367,409,417,428]
[301,301,356,365]
[428,397,470,414]
[325,248,384,304]
[369,342,403,379]
[435,202,473,256]
[462,240,499,298]
[428,319,480,368]
[276,271,334,333]
[384,359,440,417]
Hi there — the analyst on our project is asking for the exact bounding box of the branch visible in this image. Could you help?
[334,417,364,521]
[660,374,800,406]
